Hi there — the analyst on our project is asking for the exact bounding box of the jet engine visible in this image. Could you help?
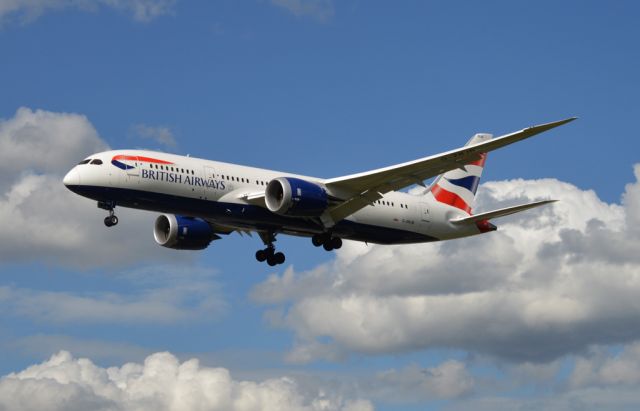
[153,214,215,250]
[265,177,328,217]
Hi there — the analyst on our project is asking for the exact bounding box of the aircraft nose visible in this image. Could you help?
[63,167,80,187]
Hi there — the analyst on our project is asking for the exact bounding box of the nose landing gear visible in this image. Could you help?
[104,214,119,227]
[256,231,286,266]
[312,233,342,251]
[98,201,118,227]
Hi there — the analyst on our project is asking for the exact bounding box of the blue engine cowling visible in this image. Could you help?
[153,214,214,250]
[265,177,328,217]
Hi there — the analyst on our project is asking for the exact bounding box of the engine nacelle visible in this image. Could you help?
[265,177,328,217]
[153,214,214,250]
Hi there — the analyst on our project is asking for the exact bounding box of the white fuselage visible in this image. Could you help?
[64,150,482,245]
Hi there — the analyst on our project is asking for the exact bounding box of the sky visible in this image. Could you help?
[1,1,640,410]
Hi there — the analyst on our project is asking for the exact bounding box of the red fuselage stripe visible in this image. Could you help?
[112,155,174,165]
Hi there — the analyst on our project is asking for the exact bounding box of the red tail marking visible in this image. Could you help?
[431,184,471,214]
[468,153,487,167]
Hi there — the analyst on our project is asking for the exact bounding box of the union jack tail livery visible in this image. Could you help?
[429,133,492,215]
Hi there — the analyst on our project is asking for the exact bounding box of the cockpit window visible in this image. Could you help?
[78,159,91,165]
[90,159,103,165]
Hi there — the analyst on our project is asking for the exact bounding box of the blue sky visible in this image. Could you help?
[1,1,640,410]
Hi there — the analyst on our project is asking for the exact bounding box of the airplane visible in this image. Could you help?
[63,118,575,266]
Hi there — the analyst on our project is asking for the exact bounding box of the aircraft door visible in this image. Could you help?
[419,203,431,225]
[123,156,140,186]
[203,166,217,200]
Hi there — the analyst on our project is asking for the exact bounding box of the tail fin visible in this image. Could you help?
[428,133,492,215]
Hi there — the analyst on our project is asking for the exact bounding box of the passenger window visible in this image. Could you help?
[90,159,103,165]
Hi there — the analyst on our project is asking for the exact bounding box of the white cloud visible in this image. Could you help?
[131,123,177,147]
[0,107,194,267]
[0,107,107,190]
[270,0,334,22]
[252,167,640,363]
[0,351,374,411]
[0,0,176,25]
[569,342,640,388]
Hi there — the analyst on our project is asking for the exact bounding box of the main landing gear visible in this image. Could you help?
[312,233,342,251]
[98,201,118,227]
[256,231,285,266]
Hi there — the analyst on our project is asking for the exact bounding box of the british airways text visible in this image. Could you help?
[141,169,226,190]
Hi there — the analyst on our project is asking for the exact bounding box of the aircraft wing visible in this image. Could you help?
[322,117,576,224]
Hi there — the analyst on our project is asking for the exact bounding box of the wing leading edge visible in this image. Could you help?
[321,117,576,225]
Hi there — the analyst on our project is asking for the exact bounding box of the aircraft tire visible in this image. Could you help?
[256,249,267,262]
[331,237,342,249]
[274,252,285,265]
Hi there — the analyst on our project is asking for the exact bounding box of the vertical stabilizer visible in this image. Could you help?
[428,133,492,215]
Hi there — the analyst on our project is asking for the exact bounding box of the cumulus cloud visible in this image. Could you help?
[252,168,640,363]
[0,0,176,25]
[569,342,640,388]
[0,351,374,411]
[0,107,192,267]
[0,107,107,190]
[131,123,177,147]
[270,0,334,22]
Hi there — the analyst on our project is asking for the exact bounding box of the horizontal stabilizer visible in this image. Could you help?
[450,199,557,224]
